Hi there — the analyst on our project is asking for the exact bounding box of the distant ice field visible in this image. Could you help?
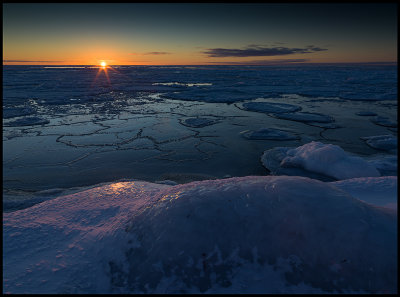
[2,65,397,211]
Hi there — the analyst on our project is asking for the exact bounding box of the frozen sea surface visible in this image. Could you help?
[3,64,397,211]
[2,65,398,293]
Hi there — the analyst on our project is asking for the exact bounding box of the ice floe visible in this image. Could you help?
[4,116,50,127]
[270,112,334,123]
[241,128,299,140]
[355,111,377,116]
[180,117,220,128]
[261,141,380,181]
[3,107,35,119]
[367,154,397,176]
[239,102,302,114]
[3,176,397,293]
[370,116,397,128]
[361,134,397,151]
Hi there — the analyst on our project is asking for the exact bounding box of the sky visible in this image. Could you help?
[2,3,398,65]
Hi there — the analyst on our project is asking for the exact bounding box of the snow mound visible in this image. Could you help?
[261,141,380,180]
[331,176,397,210]
[367,154,397,176]
[241,128,299,140]
[3,176,397,294]
[240,102,302,114]
[4,116,50,127]
[271,112,334,123]
[180,117,219,128]
[370,116,397,128]
[361,134,397,151]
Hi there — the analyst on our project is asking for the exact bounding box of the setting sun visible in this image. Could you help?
[100,61,107,68]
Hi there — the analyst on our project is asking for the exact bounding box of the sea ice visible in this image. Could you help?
[367,154,397,176]
[370,116,397,128]
[361,134,397,151]
[355,111,377,116]
[180,117,219,128]
[331,176,397,210]
[4,116,50,127]
[3,107,35,119]
[261,141,380,180]
[3,176,396,294]
[270,112,334,123]
[239,102,302,114]
[241,128,299,140]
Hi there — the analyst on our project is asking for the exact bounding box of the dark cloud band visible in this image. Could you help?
[208,59,310,65]
[203,45,327,57]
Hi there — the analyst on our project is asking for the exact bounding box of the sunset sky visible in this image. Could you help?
[3,3,397,65]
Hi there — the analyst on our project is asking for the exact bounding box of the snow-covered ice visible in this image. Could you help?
[4,116,50,127]
[361,134,397,151]
[180,117,219,128]
[239,101,302,114]
[370,116,397,128]
[3,65,398,294]
[3,176,397,294]
[261,141,381,180]
[331,176,397,210]
[367,154,397,176]
[355,111,378,116]
[241,128,299,140]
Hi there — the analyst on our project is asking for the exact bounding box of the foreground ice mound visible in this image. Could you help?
[240,102,302,114]
[3,176,397,294]
[261,141,380,181]
[361,134,397,151]
[241,128,299,140]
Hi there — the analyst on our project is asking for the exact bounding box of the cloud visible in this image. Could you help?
[3,60,65,63]
[130,52,170,55]
[208,59,310,65]
[203,45,327,57]
[144,52,170,55]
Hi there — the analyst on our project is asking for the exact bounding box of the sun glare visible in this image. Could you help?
[100,61,107,68]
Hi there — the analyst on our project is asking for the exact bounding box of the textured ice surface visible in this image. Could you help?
[239,102,302,114]
[261,141,380,180]
[270,112,334,123]
[370,116,397,128]
[3,176,397,293]
[361,134,397,151]
[180,117,219,128]
[241,128,299,140]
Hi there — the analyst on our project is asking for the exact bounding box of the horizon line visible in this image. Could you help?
[3,61,397,66]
